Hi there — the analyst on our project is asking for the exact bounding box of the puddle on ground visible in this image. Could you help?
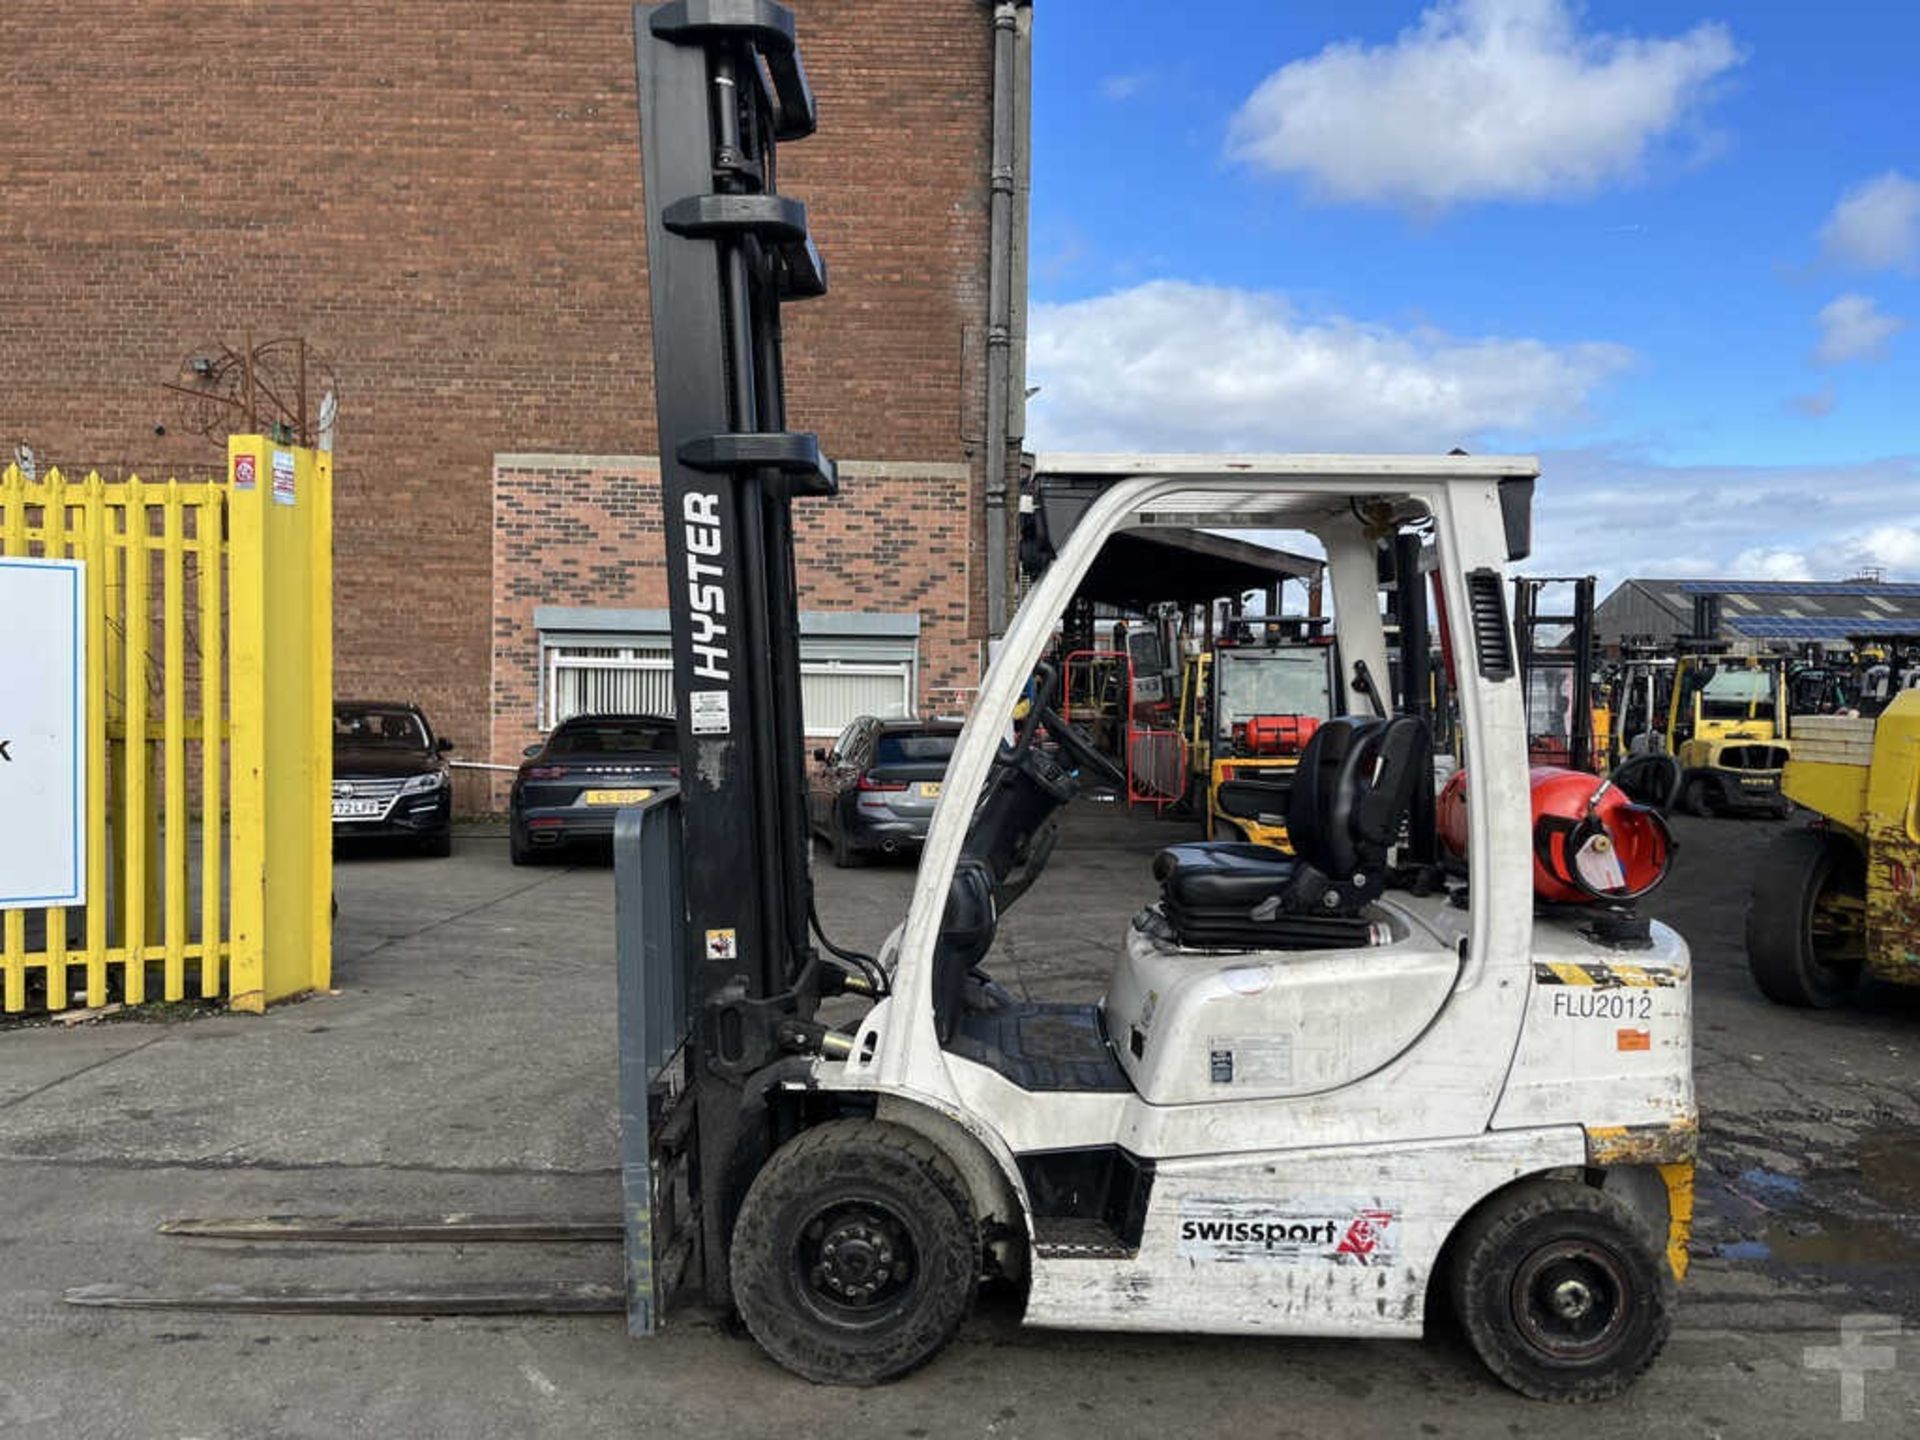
[1713,1121,1920,1268]
[1857,1125,1920,1213]
[1738,1167,1804,1200]
[1722,1216,1920,1266]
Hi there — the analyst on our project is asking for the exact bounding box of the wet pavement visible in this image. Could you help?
[1660,809,1920,1327]
[2,805,1918,1436]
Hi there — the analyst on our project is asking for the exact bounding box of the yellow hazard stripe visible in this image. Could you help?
[1534,960,1677,988]
[1660,1161,1695,1282]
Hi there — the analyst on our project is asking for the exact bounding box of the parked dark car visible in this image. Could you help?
[332,701,456,856]
[808,717,961,866]
[510,713,678,865]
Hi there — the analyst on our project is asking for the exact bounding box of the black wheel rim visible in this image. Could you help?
[1511,1239,1631,1362]
[790,1198,920,1331]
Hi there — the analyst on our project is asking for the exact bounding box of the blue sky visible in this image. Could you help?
[1024,0,1919,589]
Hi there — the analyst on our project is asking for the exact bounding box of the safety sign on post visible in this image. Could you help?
[0,557,86,909]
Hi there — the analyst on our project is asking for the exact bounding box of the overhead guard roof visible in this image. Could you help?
[1030,452,1541,483]
[1026,452,1539,608]
[1073,528,1321,609]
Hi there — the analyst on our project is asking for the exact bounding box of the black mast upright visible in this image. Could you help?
[632,0,836,1306]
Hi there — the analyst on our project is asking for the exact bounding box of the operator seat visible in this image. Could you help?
[1150,715,1429,949]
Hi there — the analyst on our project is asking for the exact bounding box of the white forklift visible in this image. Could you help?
[63,9,1696,1403]
[605,3,1696,1405]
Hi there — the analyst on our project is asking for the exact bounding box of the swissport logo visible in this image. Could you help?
[1337,1210,1394,1260]
[1177,1197,1400,1266]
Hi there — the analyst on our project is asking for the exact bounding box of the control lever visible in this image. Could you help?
[1351,659,1388,718]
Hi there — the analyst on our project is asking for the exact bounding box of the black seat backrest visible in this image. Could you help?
[1286,715,1428,880]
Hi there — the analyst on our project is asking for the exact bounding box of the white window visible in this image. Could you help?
[544,643,674,729]
[534,608,920,736]
[539,640,914,735]
[799,661,914,737]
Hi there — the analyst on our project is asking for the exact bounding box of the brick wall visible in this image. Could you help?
[486,453,976,810]
[0,1,994,786]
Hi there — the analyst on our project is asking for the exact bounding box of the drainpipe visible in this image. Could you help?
[985,1,1032,638]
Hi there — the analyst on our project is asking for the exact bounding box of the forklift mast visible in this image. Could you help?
[1513,575,1597,772]
[637,0,830,1043]
[626,0,836,1316]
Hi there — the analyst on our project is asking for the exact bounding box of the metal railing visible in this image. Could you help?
[0,440,331,1015]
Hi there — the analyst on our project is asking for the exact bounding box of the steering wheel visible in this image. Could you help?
[998,662,1059,768]
[1035,703,1129,791]
[994,663,1130,793]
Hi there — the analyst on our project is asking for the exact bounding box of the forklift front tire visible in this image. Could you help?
[731,1119,978,1386]
[1745,827,1866,1008]
[1450,1179,1674,1403]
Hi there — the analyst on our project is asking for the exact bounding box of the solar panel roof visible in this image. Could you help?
[1677,580,1920,599]
[1726,616,1920,640]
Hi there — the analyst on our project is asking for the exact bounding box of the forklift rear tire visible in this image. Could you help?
[1451,1179,1673,1403]
[1745,828,1866,1008]
[1680,777,1715,817]
[731,1119,978,1385]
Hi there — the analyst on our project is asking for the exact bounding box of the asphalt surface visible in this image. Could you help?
[3,805,1918,1438]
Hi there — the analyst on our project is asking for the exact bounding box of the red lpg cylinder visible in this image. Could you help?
[1436,766,1672,904]
[1235,713,1321,757]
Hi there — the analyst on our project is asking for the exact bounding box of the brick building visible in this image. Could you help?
[0,1,1028,807]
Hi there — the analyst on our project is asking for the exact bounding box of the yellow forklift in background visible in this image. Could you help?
[1605,640,1675,769]
[1200,618,1341,846]
[1665,643,1793,817]
[1746,688,1920,1006]
[1176,646,1212,809]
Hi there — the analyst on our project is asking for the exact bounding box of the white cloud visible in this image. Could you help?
[1226,0,1741,209]
[1526,450,1920,598]
[1859,523,1920,570]
[1100,73,1149,102]
[1727,547,1816,582]
[1027,279,1630,452]
[1027,280,1919,596]
[1820,171,1920,272]
[1814,293,1905,365]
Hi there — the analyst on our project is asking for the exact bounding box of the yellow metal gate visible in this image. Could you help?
[0,438,332,1014]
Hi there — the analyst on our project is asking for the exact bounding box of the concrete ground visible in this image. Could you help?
[3,805,1919,1438]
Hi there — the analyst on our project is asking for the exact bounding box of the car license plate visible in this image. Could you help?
[918,782,942,799]
[332,799,386,820]
[583,788,653,806]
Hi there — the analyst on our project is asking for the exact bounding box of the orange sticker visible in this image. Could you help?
[1617,1028,1651,1052]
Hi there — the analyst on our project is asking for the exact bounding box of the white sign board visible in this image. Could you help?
[0,558,86,909]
